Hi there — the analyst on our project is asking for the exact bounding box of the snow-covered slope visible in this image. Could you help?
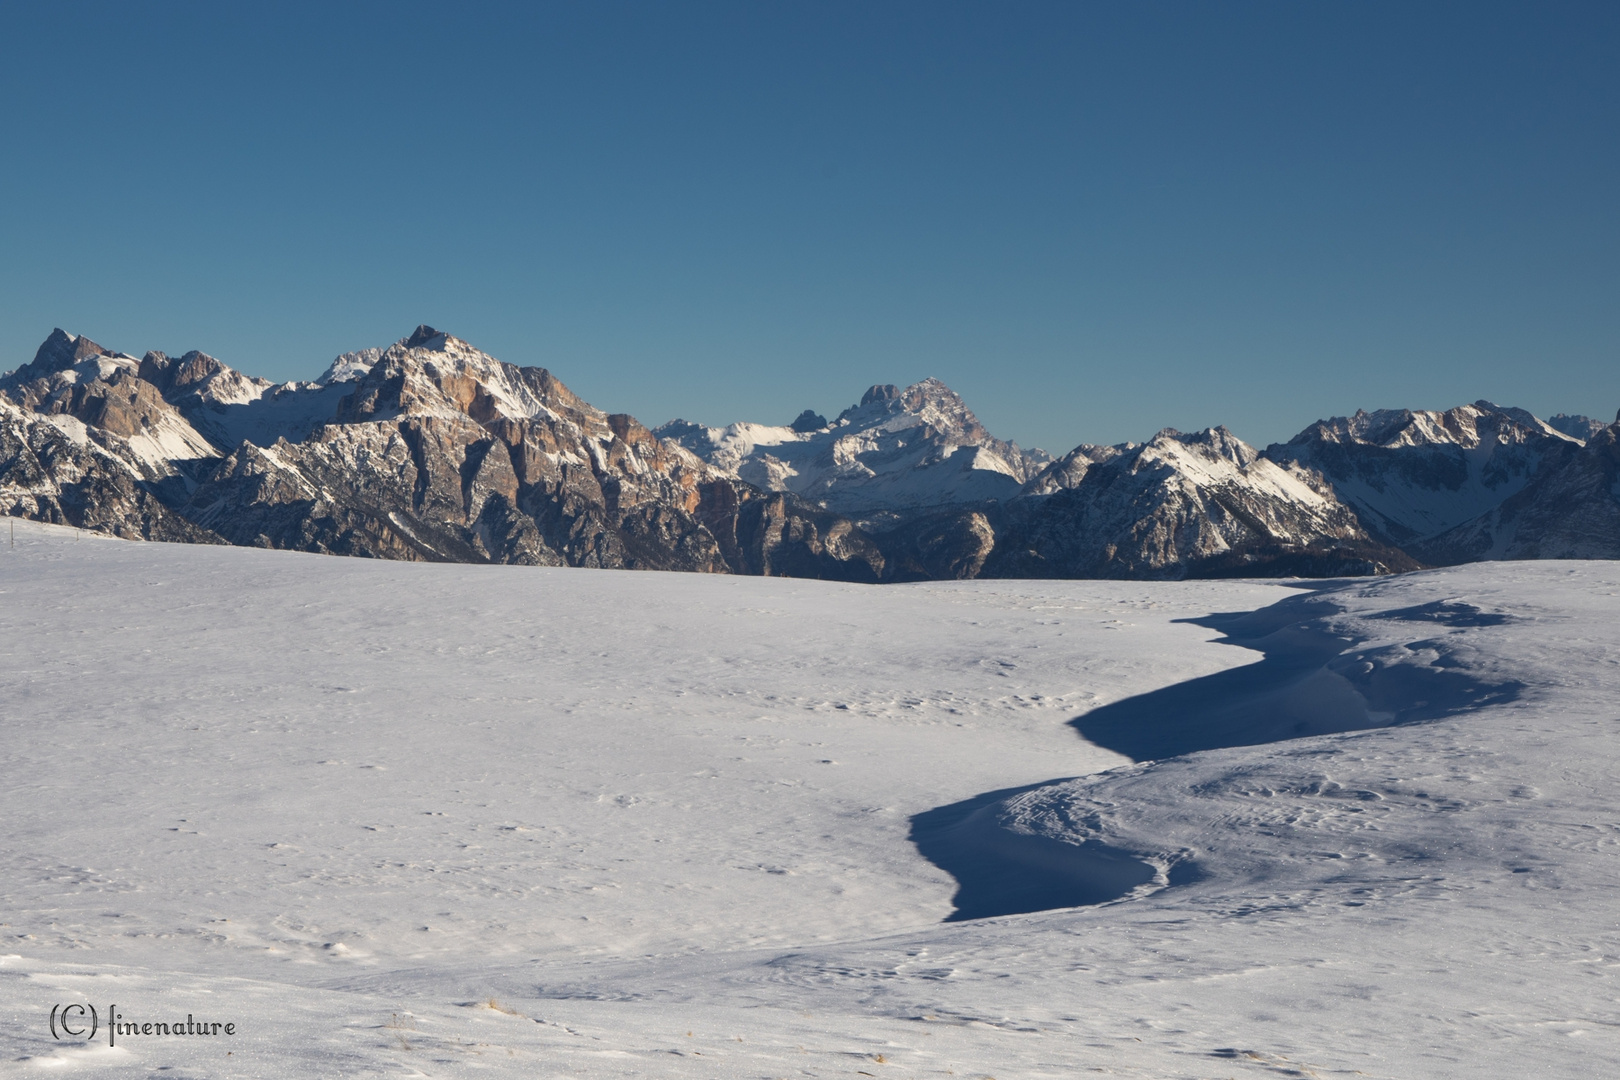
[1020,439,1132,495]
[658,378,1051,520]
[1264,401,1581,545]
[983,426,1413,579]
[1,527,1615,1077]
[1545,411,1611,442]
[1416,420,1620,563]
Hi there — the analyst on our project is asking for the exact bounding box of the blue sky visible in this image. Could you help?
[1,2,1615,452]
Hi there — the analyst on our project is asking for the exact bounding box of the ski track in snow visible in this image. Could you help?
[0,520,1615,1077]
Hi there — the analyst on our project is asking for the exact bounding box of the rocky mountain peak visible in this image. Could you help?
[1021,442,1131,496]
[981,420,1402,580]
[3,328,123,388]
[318,348,385,385]
[35,327,111,369]
[1150,425,1258,468]
[328,328,562,427]
[789,409,827,433]
[405,324,449,350]
[834,377,995,448]
[669,377,1049,519]
[138,350,226,395]
[0,324,892,580]
[11,321,1614,582]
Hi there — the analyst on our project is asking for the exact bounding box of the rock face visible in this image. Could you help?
[1,327,886,581]
[0,331,225,543]
[0,397,223,543]
[974,427,1415,580]
[657,378,1051,523]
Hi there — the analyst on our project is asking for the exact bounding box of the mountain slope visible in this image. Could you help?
[1415,419,1620,563]
[0,330,226,542]
[1263,401,1580,546]
[658,378,1050,521]
[11,326,1611,582]
[979,426,1414,579]
[1545,412,1610,441]
[2,327,888,580]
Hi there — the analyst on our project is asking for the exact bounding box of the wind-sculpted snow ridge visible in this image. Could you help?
[894,563,1620,1077]
[914,575,1529,922]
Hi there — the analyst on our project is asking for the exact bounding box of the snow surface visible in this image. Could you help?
[0,524,1615,1077]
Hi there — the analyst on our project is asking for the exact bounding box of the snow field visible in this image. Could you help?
[0,520,1615,1077]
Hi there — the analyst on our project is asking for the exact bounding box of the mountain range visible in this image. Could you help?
[3,325,1615,581]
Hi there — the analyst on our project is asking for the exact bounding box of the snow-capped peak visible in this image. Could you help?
[1265,399,1584,545]
[658,377,1050,518]
[317,348,385,385]
[1,327,138,389]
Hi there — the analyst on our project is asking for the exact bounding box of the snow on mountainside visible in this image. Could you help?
[137,346,351,449]
[1020,440,1133,495]
[1416,421,1620,563]
[184,325,886,577]
[1546,411,1611,442]
[1,326,889,579]
[980,426,1415,579]
[0,396,221,543]
[6,326,1620,580]
[1263,401,1580,546]
[657,378,1051,520]
[0,330,228,542]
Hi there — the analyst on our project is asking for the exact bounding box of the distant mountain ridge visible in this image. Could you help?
[3,325,1617,580]
[1261,401,1581,546]
[984,425,1415,579]
[1259,400,1620,565]
[657,377,1050,524]
[1,327,888,580]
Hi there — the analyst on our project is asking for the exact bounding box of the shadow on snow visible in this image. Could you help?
[911,588,1523,922]
[909,781,1158,922]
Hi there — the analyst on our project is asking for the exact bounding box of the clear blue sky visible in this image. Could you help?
[1,2,1615,452]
